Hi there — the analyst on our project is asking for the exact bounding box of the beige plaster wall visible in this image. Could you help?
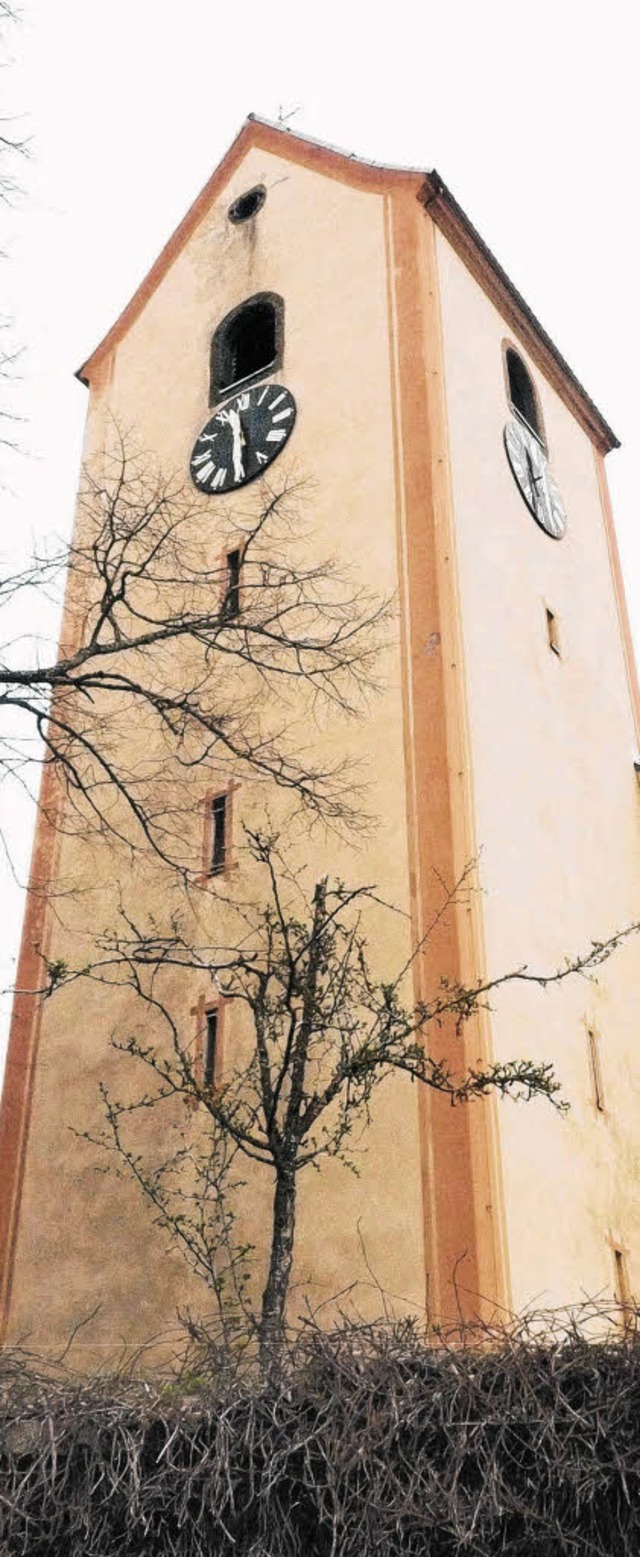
[437,230,640,1315]
[6,151,428,1361]
[10,144,634,1359]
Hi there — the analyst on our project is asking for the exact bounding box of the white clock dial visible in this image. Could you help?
[504,420,567,540]
[190,383,297,495]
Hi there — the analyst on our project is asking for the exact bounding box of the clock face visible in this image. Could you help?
[504,419,567,540]
[190,382,297,494]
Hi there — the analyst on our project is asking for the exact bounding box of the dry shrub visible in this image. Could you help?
[1,1306,639,1556]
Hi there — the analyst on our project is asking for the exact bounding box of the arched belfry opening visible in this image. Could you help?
[210,293,283,404]
[505,346,545,445]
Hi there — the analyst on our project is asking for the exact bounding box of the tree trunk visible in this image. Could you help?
[258,1165,297,1373]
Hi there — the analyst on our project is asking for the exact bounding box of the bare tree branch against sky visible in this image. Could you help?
[1,0,639,1064]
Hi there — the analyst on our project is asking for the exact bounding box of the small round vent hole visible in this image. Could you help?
[228,185,267,224]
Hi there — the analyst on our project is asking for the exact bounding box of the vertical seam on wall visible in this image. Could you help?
[425,223,512,1317]
[0,773,62,1334]
[383,191,441,1317]
[0,386,104,1337]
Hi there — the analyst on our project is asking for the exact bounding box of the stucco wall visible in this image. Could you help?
[7,142,638,1359]
[437,230,640,1314]
[5,150,429,1360]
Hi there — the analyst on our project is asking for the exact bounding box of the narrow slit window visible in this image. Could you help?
[613,1247,632,1318]
[211,293,283,402]
[587,1027,605,1112]
[546,607,561,657]
[506,347,544,444]
[224,549,242,619]
[204,1008,218,1088]
[210,794,227,875]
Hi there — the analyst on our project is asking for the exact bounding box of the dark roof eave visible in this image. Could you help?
[420,170,620,455]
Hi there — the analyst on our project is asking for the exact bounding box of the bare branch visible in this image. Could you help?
[0,439,390,864]
[50,829,638,1371]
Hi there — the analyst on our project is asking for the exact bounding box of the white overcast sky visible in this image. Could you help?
[1,0,639,1064]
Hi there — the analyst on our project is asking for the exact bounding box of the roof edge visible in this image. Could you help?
[420,170,619,454]
[76,117,422,385]
[75,119,620,455]
[246,113,427,178]
[76,117,255,385]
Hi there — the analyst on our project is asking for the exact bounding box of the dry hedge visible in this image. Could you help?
[1,1313,640,1557]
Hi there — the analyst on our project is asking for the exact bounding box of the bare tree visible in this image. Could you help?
[0,0,28,464]
[0,5,27,211]
[67,828,639,1372]
[0,439,388,869]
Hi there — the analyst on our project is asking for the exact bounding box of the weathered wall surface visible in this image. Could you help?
[3,150,430,1361]
[437,229,640,1314]
[5,135,638,1361]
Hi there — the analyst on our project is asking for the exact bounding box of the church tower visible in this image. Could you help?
[1,119,639,1361]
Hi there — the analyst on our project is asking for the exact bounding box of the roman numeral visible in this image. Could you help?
[266,429,286,443]
[212,468,227,489]
[193,451,212,467]
[256,451,268,465]
[269,393,286,410]
[257,387,270,405]
[196,461,215,483]
[272,408,293,422]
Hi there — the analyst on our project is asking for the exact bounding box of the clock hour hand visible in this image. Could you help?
[232,415,245,483]
[525,447,540,510]
[219,406,245,483]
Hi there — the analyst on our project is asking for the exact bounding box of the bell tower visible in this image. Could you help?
[1,119,638,1361]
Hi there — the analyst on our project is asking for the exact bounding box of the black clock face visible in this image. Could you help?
[504,420,567,539]
[190,382,297,494]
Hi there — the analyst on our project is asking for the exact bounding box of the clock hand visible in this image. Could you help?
[218,406,245,481]
[525,447,540,510]
[230,409,244,482]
